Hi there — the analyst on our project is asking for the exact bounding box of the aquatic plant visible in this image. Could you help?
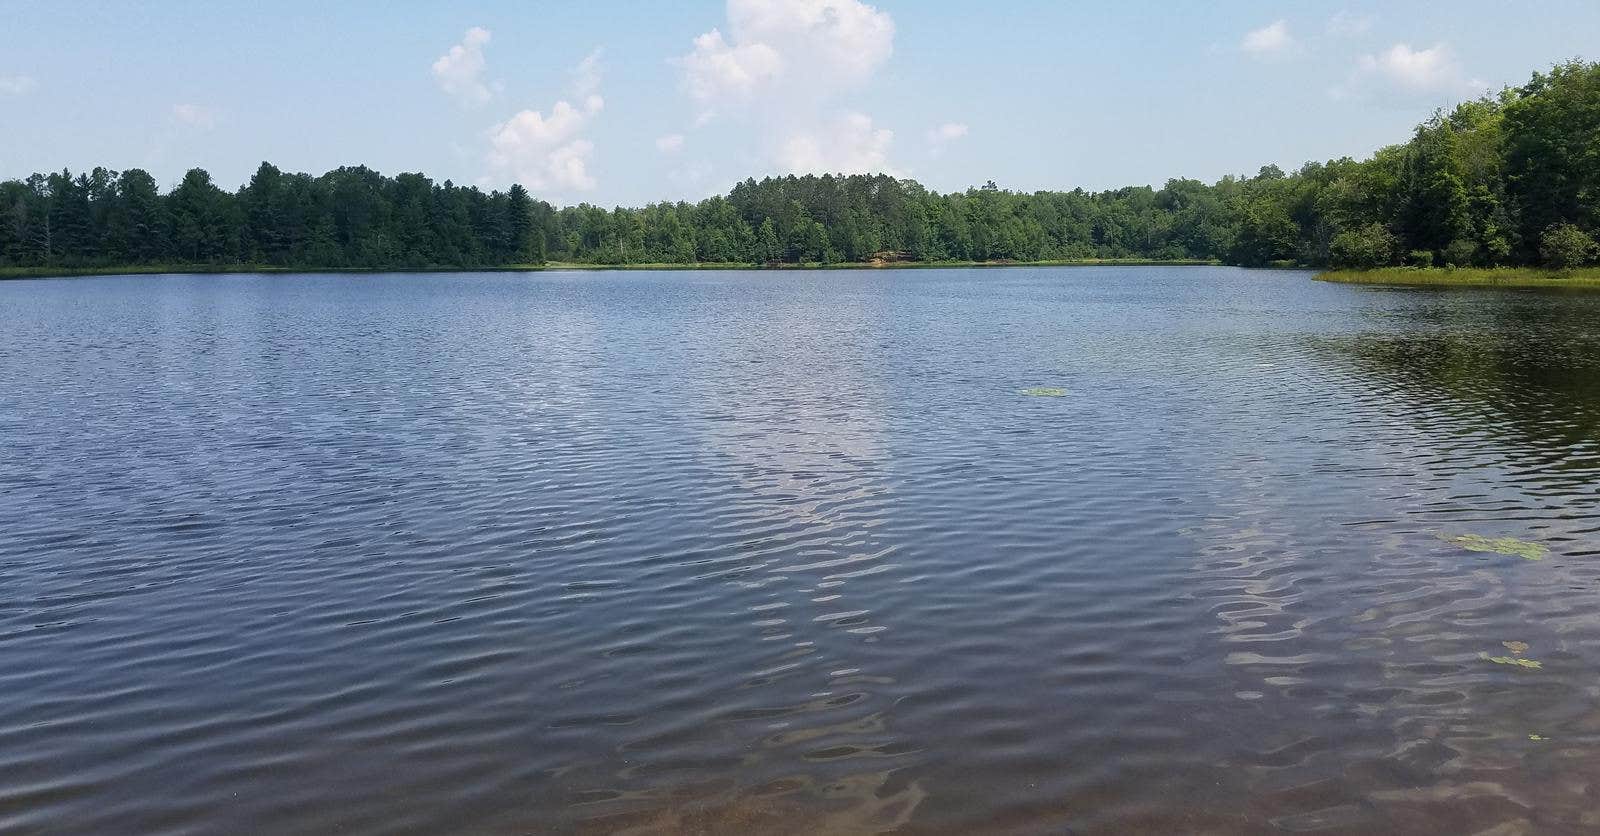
[1436,533,1547,561]
[1020,387,1068,397]
[1482,652,1543,669]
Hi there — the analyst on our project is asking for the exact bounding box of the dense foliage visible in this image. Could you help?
[3,60,1597,272]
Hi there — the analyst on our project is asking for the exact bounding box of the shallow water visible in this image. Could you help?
[4,267,1600,834]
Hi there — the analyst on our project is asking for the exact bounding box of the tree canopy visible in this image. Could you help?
[4,60,1597,273]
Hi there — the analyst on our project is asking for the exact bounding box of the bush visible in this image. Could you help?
[1408,249,1435,268]
[1328,223,1396,269]
[1540,223,1597,269]
[1442,238,1479,267]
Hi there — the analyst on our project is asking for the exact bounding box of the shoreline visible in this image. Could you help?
[1317,267,1600,290]
[0,259,1220,281]
[15,264,1598,289]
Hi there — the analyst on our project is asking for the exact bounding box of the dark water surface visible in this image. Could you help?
[5,267,1600,834]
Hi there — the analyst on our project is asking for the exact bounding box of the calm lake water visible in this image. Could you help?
[4,267,1600,834]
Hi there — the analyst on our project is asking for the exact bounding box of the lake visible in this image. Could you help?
[3,266,1600,834]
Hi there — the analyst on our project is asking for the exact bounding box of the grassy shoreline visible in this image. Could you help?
[0,258,1219,281]
[1317,267,1600,289]
[19,264,1596,290]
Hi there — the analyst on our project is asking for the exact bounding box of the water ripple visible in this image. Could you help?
[4,268,1600,832]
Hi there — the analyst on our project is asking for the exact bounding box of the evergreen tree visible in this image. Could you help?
[2,59,1597,274]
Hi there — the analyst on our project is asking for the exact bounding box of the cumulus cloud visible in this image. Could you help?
[776,112,897,175]
[656,133,686,153]
[1241,20,1294,57]
[680,30,782,121]
[679,0,894,119]
[0,74,37,95]
[485,53,606,193]
[674,0,900,176]
[433,27,495,107]
[1361,44,1465,91]
[171,103,217,130]
[487,97,603,192]
[1334,43,1485,102]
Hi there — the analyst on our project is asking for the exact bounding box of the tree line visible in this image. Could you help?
[3,60,1596,273]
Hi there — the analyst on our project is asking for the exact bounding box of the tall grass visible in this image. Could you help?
[1317,267,1600,289]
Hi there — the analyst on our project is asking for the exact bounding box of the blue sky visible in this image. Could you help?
[2,1,1596,207]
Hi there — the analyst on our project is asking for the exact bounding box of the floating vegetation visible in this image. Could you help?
[1019,387,1068,397]
[1481,652,1543,670]
[1502,641,1530,655]
[1436,533,1547,561]
[1529,733,1550,741]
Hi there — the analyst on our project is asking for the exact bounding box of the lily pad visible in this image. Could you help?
[1020,387,1068,398]
[1481,652,1542,669]
[1436,533,1547,561]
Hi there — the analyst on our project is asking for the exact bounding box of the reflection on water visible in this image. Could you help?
[1324,293,1600,477]
[4,269,1600,833]
[1168,285,1600,833]
[563,282,923,830]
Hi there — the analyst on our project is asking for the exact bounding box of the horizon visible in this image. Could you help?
[3,1,1596,206]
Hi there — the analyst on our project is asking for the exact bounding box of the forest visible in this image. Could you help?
[2,60,1596,274]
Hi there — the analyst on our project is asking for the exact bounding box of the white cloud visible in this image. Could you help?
[1327,10,1373,37]
[1334,43,1485,102]
[433,27,494,107]
[171,103,216,130]
[678,0,894,118]
[485,52,606,193]
[656,133,686,153]
[571,48,604,99]
[679,29,783,119]
[675,0,900,177]
[1362,43,1460,91]
[1241,20,1294,57]
[487,97,603,192]
[776,112,896,175]
[0,74,37,95]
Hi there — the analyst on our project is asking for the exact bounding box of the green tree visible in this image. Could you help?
[168,168,235,262]
[1397,118,1472,259]
[1231,200,1297,266]
[1329,223,1397,269]
[106,168,166,262]
[757,218,780,263]
[506,183,535,262]
[6,58,1599,276]
[1540,223,1597,269]
[1504,61,1600,254]
[241,162,291,263]
[46,170,92,262]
